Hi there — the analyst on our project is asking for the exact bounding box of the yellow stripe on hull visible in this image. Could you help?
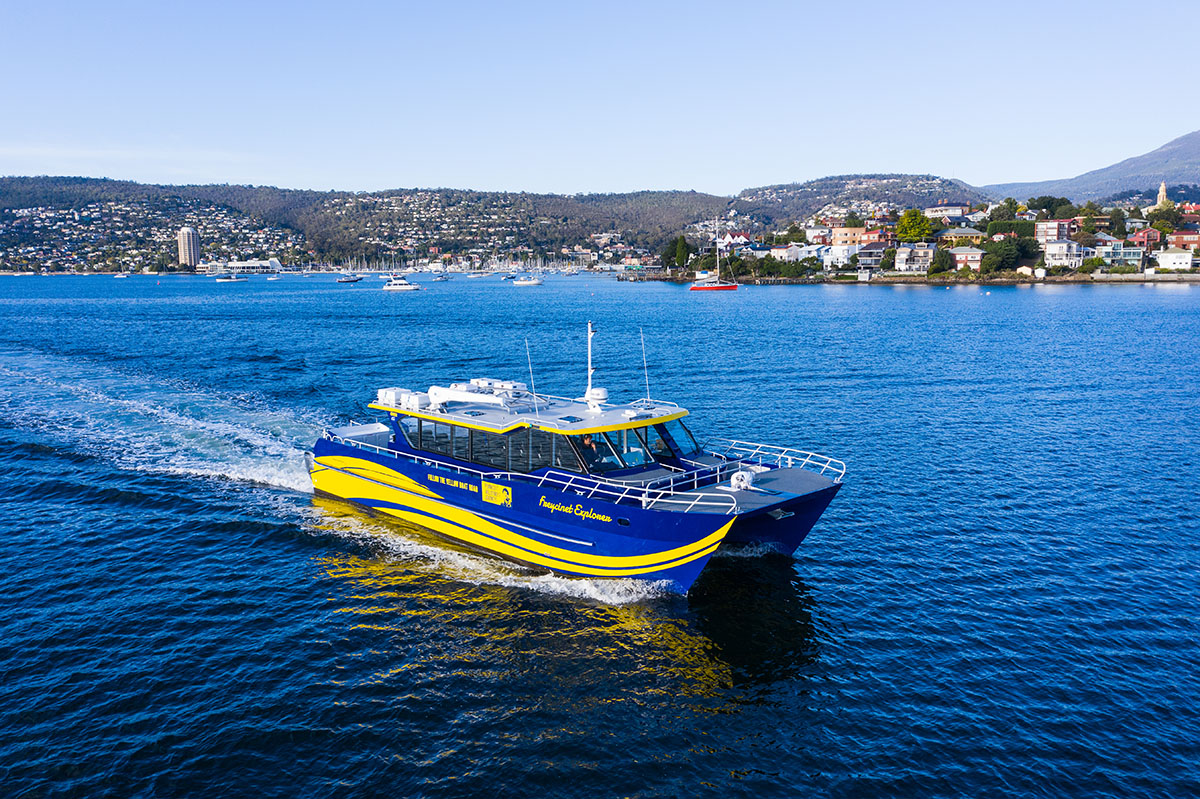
[310,456,732,577]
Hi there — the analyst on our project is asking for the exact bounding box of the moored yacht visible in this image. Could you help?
[382,275,422,291]
[307,325,844,593]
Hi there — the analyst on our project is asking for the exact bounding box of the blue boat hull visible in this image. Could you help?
[723,482,842,554]
[308,438,735,593]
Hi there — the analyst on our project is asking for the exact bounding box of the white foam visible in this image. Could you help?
[0,349,671,605]
[0,350,324,494]
[283,500,672,605]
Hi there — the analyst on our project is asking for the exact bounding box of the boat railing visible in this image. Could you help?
[532,471,738,515]
[703,438,846,482]
[322,432,739,514]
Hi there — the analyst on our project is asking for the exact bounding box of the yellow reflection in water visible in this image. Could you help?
[305,495,819,703]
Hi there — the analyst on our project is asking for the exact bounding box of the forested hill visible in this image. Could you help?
[736,174,993,223]
[0,177,730,256]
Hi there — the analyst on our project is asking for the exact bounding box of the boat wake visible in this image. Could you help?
[292,498,674,605]
[0,349,321,493]
[0,349,672,604]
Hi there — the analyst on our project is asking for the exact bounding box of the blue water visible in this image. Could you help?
[1,274,1198,797]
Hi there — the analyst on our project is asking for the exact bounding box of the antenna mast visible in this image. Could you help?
[586,321,595,398]
[640,327,650,402]
[525,338,540,418]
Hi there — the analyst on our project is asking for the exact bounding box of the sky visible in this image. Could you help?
[2,0,1198,196]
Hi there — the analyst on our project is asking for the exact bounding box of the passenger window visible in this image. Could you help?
[508,429,530,472]
[553,436,583,473]
[452,425,470,461]
[471,429,508,470]
[529,429,555,472]
[396,416,419,446]
[420,420,453,456]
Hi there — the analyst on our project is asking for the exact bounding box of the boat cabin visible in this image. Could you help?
[368,379,704,479]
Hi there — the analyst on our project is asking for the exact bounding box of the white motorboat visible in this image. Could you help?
[382,276,422,292]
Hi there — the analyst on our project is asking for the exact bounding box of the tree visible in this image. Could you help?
[1028,195,1072,213]
[673,235,690,269]
[1072,230,1097,248]
[1147,205,1182,230]
[844,211,864,228]
[786,223,807,243]
[988,197,1020,223]
[880,247,896,270]
[1110,208,1127,238]
[982,237,1020,270]
[896,209,933,242]
[929,248,954,274]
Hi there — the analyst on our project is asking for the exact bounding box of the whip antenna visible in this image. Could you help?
[640,327,651,402]
[525,338,540,418]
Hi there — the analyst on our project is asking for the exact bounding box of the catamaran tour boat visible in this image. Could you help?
[307,324,844,592]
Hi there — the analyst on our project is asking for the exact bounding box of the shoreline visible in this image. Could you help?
[4,271,1199,286]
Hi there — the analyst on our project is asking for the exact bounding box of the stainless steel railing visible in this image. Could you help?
[321,432,739,514]
[703,438,846,481]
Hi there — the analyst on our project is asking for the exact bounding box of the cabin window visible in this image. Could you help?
[471,429,508,470]
[553,435,584,473]
[419,420,453,456]
[452,425,470,461]
[660,418,701,456]
[528,429,555,472]
[395,416,420,446]
[572,432,623,473]
[609,428,655,468]
[634,425,673,462]
[508,429,531,472]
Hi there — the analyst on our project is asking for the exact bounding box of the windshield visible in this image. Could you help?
[572,432,622,473]
[606,428,655,469]
[659,418,701,456]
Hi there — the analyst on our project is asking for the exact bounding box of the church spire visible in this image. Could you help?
[1157,180,1168,208]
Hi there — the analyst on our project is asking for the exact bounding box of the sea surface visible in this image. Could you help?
[1,273,1198,798]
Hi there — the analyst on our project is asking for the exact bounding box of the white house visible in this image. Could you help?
[1155,247,1194,271]
[1044,240,1087,269]
[769,243,804,262]
[924,205,970,218]
[823,244,861,269]
[804,225,832,244]
[894,243,936,273]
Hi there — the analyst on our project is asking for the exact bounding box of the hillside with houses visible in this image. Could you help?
[670,182,1199,282]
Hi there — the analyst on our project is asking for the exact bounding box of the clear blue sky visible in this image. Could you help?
[2,0,1197,196]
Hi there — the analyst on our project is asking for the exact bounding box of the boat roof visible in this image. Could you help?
[369,378,688,435]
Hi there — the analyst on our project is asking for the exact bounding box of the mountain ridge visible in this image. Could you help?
[984,129,1200,202]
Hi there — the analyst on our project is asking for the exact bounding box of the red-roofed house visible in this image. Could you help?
[1128,228,1162,248]
[861,228,897,247]
[1167,231,1200,251]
